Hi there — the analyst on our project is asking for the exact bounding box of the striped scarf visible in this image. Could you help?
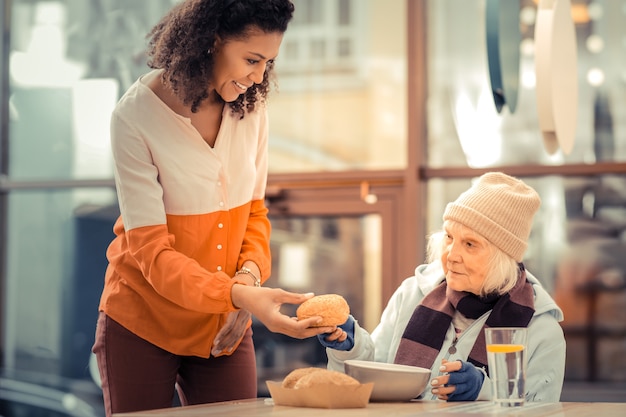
[394,264,534,372]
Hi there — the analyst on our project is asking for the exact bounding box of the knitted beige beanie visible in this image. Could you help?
[443,172,541,262]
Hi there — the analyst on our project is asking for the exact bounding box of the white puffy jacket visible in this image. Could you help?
[327,261,566,402]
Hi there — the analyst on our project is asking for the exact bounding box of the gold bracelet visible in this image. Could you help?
[235,267,261,287]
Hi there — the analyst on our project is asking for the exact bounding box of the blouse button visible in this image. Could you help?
[217,244,223,250]
[218,223,224,228]
[217,266,222,271]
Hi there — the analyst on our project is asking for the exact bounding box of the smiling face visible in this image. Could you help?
[440,220,493,295]
[210,27,284,103]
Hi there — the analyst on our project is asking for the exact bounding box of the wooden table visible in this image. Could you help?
[114,398,626,417]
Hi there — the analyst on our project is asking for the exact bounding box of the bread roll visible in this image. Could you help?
[281,367,323,388]
[294,369,360,389]
[296,294,350,327]
[282,367,359,389]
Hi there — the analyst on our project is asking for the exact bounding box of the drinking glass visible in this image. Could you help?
[485,327,527,407]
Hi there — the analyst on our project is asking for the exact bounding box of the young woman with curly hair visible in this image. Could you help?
[92,1,334,415]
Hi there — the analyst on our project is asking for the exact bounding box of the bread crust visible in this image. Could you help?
[294,369,359,389]
[281,367,323,388]
[282,367,359,389]
[296,294,350,327]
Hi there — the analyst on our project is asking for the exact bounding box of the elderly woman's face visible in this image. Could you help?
[440,221,492,295]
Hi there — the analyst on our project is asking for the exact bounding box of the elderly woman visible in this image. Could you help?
[319,172,566,402]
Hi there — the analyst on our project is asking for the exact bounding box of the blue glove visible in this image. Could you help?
[446,361,484,401]
[316,315,355,351]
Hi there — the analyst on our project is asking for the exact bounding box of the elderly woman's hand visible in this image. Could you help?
[317,315,355,351]
[431,359,484,401]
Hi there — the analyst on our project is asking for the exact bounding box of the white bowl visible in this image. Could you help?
[344,360,431,402]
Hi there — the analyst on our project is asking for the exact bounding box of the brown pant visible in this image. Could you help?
[92,312,257,417]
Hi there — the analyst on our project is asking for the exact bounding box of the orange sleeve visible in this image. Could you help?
[237,198,272,283]
[111,221,239,314]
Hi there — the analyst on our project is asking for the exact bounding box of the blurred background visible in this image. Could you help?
[0,0,625,415]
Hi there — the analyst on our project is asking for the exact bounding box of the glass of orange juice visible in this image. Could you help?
[485,327,527,407]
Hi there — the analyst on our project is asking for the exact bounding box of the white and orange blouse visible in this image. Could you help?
[99,70,271,357]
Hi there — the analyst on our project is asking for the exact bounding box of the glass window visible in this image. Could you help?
[1,1,175,414]
[7,0,175,181]
[338,0,352,26]
[269,0,408,172]
[6,0,408,178]
[2,188,116,415]
[426,0,626,168]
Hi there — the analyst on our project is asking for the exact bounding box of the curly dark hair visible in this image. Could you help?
[146,0,295,118]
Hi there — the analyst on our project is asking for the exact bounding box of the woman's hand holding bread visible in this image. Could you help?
[230,286,335,339]
[295,294,350,326]
[229,288,354,341]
